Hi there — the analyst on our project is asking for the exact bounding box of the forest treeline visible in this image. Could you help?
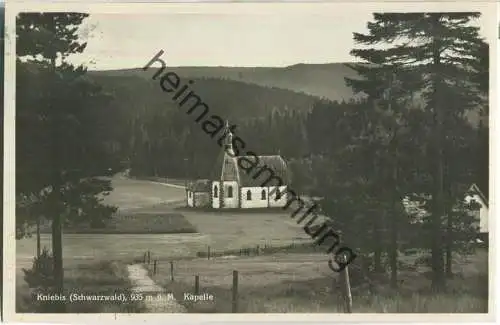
[85,72,488,198]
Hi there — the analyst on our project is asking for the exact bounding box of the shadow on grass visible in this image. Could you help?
[16,260,147,313]
[39,213,198,235]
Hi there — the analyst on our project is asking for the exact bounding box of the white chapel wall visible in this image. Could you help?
[240,187,270,208]
[223,181,239,208]
[187,191,194,207]
[212,181,220,208]
[210,183,290,209]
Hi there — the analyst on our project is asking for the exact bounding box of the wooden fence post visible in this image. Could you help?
[195,275,200,295]
[153,260,157,275]
[232,270,239,313]
[340,265,353,313]
[170,261,174,282]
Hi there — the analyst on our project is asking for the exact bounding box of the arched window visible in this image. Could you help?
[261,189,267,200]
[228,186,233,198]
[246,190,252,200]
[214,185,218,198]
[275,188,281,200]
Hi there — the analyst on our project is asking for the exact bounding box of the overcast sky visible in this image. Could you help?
[67,4,496,70]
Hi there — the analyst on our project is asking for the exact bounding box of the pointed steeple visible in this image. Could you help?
[210,120,239,182]
[223,120,235,156]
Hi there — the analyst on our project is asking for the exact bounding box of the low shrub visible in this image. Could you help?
[22,247,64,312]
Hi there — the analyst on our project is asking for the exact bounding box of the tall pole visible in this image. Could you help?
[184,158,188,207]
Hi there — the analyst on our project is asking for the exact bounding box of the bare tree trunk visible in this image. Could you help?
[445,213,453,277]
[51,154,65,313]
[431,28,446,291]
[371,98,384,274]
[36,216,41,258]
[385,71,399,289]
[389,207,398,289]
[445,185,453,277]
[373,217,383,273]
[50,55,65,312]
[51,209,64,289]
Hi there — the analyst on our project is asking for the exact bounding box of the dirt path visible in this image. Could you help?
[148,181,186,189]
[127,264,187,313]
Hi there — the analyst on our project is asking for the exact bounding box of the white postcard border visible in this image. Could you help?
[3,1,498,323]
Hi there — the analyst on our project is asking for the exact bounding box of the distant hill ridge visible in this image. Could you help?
[86,63,483,126]
[85,73,321,121]
[87,62,359,102]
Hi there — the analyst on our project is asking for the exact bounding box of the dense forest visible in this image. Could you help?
[84,65,488,198]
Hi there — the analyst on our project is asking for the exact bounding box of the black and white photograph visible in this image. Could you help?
[3,1,496,321]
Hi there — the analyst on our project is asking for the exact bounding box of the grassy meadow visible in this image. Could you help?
[17,260,145,313]
[16,176,489,314]
[146,249,488,313]
[16,176,315,312]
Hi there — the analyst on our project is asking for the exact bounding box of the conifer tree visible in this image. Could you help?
[16,13,118,311]
[347,13,486,290]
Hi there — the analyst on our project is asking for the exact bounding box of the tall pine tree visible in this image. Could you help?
[347,13,486,290]
[16,13,118,311]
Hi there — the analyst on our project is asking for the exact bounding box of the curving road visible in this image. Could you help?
[102,174,187,212]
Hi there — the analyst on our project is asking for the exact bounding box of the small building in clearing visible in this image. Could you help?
[464,183,489,236]
[185,121,290,209]
[402,183,489,241]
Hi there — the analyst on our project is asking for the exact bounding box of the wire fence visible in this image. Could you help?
[194,241,318,259]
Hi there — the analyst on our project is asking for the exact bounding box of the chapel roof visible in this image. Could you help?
[210,121,289,187]
[238,155,290,187]
[210,153,290,187]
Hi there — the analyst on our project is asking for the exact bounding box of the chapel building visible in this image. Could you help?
[186,122,290,209]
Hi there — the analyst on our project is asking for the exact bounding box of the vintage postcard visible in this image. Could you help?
[3,1,497,323]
